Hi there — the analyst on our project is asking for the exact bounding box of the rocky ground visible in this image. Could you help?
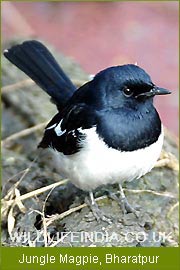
[1,39,179,247]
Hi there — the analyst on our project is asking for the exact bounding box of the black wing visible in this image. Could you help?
[39,103,97,155]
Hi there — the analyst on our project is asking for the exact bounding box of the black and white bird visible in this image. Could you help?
[4,40,171,222]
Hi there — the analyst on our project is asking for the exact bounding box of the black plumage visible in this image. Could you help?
[4,41,169,156]
[4,40,171,221]
[4,40,76,110]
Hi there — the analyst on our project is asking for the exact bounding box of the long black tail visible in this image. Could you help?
[4,40,76,109]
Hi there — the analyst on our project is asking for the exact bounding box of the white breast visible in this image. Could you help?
[52,127,164,191]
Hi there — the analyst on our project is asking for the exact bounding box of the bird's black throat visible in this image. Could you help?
[96,101,162,152]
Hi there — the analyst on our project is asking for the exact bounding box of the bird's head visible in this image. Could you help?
[92,64,171,110]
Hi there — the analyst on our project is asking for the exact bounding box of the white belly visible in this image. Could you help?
[52,127,164,191]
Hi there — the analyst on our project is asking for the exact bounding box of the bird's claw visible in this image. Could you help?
[85,195,112,224]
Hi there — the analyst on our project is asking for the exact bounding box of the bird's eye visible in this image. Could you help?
[123,87,133,97]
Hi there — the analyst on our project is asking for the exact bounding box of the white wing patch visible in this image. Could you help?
[46,124,56,130]
[54,120,66,136]
[46,120,66,136]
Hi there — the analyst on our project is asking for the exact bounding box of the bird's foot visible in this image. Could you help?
[120,196,139,218]
[108,185,139,218]
[85,192,112,224]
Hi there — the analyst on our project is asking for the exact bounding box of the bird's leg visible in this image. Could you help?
[85,191,112,224]
[118,184,138,217]
[108,184,138,217]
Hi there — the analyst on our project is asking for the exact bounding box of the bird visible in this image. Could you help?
[4,40,171,223]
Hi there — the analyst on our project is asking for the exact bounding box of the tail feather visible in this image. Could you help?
[4,40,76,109]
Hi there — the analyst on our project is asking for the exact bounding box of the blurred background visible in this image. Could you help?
[2,1,179,135]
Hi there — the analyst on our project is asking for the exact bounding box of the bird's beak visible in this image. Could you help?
[152,87,171,96]
[136,86,171,98]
